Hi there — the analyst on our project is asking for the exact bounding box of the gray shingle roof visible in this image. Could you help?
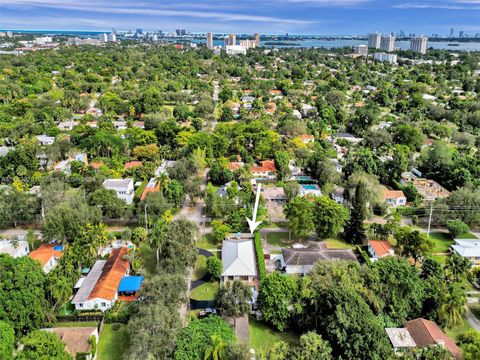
[282,242,357,266]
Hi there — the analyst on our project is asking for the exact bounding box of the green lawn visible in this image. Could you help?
[97,324,130,360]
[192,255,208,281]
[325,237,354,249]
[428,232,453,253]
[190,280,218,301]
[58,300,75,315]
[445,315,472,342]
[457,233,478,240]
[54,321,98,328]
[266,232,295,247]
[431,254,448,264]
[249,319,298,355]
[197,233,220,250]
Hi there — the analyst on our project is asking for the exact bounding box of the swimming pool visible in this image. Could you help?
[302,185,318,190]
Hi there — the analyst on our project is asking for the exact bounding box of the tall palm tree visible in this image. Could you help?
[155,172,170,193]
[204,335,226,360]
[439,284,466,328]
[52,278,72,313]
[445,253,472,282]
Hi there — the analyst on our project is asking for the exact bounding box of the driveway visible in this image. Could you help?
[190,248,214,290]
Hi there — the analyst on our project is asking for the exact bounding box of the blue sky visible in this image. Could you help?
[1,0,480,35]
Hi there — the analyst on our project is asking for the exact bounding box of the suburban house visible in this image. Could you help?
[0,240,30,258]
[112,120,127,130]
[36,134,55,145]
[382,188,407,207]
[451,239,480,266]
[331,187,345,204]
[52,153,88,174]
[57,121,79,131]
[124,161,143,170]
[132,121,145,129]
[401,173,450,201]
[250,160,277,180]
[405,318,461,358]
[301,104,314,117]
[385,328,417,354]
[29,244,63,273]
[228,161,244,172]
[299,184,322,197]
[103,178,134,204]
[221,234,257,284]
[140,178,159,201]
[262,187,287,202]
[333,132,364,144]
[72,247,129,312]
[280,242,357,275]
[298,134,315,144]
[42,327,98,360]
[368,240,395,261]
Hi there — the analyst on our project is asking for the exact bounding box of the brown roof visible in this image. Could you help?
[228,162,244,171]
[368,240,394,258]
[282,242,357,266]
[140,183,160,201]
[47,327,97,355]
[91,161,103,170]
[405,318,461,359]
[124,161,143,169]
[29,244,62,267]
[383,188,406,200]
[251,160,277,173]
[88,247,129,301]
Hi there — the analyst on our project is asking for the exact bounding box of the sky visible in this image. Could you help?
[1,0,480,35]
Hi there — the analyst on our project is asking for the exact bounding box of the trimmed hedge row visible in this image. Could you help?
[254,232,266,283]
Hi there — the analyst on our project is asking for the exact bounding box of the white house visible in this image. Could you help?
[58,121,79,131]
[103,178,134,204]
[301,104,314,117]
[72,247,129,312]
[112,121,127,130]
[382,188,407,207]
[29,244,63,273]
[221,234,257,283]
[368,240,395,261]
[36,135,55,146]
[250,160,277,180]
[0,240,30,258]
[451,239,480,266]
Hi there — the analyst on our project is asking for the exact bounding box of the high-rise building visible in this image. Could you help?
[239,39,257,50]
[410,36,428,54]
[108,33,117,42]
[254,33,260,47]
[449,28,455,38]
[224,33,236,47]
[206,32,213,49]
[112,28,117,35]
[176,29,186,36]
[136,29,143,35]
[380,35,395,52]
[353,44,368,56]
[459,31,465,38]
[99,33,108,42]
[368,33,381,49]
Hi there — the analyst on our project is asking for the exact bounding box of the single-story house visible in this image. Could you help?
[29,244,63,273]
[299,184,322,197]
[280,242,357,275]
[0,240,30,258]
[301,104,314,117]
[72,247,129,312]
[36,135,55,146]
[451,239,480,266]
[368,240,394,261]
[58,121,79,131]
[112,121,127,130]
[228,161,244,172]
[382,188,407,207]
[405,318,461,359]
[221,234,257,284]
[385,328,416,354]
[334,132,364,144]
[250,160,277,180]
[103,178,134,204]
[262,187,287,202]
[52,153,88,174]
[42,327,98,360]
[298,134,315,144]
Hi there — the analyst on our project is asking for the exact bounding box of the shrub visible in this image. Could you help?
[254,232,266,282]
[206,257,222,279]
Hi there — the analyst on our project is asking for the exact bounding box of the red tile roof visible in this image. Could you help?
[405,318,461,359]
[383,188,406,200]
[368,240,393,258]
[124,161,143,169]
[29,244,62,267]
[251,160,277,173]
[91,162,103,170]
[228,162,244,172]
[88,247,129,301]
[140,183,160,201]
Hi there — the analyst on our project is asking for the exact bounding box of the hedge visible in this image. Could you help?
[254,232,266,283]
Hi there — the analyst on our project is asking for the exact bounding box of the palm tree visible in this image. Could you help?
[52,278,72,313]
[204,335,227,360]
[445,253,472,282]
[155,172,170,193]
[439,284,466,328]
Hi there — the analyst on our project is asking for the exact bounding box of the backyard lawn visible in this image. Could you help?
[249,318,298,355]
[325,237,354,249]
[97,324,130,360]
[266,232,294,247]
[428,231,478,253]
[192,255,207,281]
[445,316,472,342]
[190,280,218,301]
[54,321,98,328]
[197,233,220,250]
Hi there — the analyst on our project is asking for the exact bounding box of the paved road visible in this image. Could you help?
[464,305,480,331]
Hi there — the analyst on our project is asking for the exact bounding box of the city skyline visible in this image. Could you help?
[1,0,480,35]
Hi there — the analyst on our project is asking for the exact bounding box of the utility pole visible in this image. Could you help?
[426,202,433,238]
[144,203,148,234]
